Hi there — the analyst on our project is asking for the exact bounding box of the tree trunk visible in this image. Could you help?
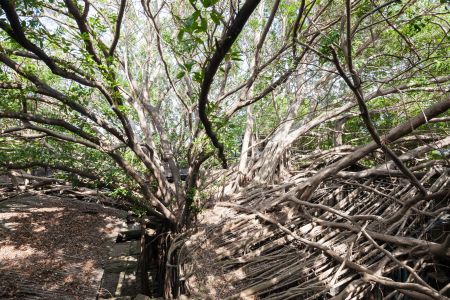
[251,88,305,183]
[332,115,351,147]
[237,105,254,185]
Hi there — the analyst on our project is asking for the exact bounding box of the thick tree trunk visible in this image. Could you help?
[251,88,305,183]
[237,106,254,185]
[332,115,351,147]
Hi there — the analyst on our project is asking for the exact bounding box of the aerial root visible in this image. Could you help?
[184,167,450,299]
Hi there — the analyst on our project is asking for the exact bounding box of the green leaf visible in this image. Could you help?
[201,0,219,8]
[185,11,200,32]
[199,17,207,32]
[183,60,196,72]
[193,71,204,83]
[176,71,185,79]
[230,50,243,61]
[177,29,185,41]
[210,11,222,25]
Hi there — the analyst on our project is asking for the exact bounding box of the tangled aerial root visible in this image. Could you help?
[184,166,450,299]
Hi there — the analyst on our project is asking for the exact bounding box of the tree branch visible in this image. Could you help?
[198,0,262,168]
[109,0,126,56]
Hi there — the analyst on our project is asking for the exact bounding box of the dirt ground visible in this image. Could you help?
[0,194,127,299]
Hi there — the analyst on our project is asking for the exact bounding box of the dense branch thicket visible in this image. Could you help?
[1,0,449,298]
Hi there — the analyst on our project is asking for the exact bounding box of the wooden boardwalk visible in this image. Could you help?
[97,228,141,299]
[97,225,159,299]
[0,194,159,300]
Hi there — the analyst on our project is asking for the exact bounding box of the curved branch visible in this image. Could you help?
[295,94,450,200]
[0,52,126,142]
[109,0,126,56]
[0,2,98,87]
[63,0,103,64]
[198,0,262,168]
[330,2,427,195]
[2,162,99,180]
[0,111,100,146]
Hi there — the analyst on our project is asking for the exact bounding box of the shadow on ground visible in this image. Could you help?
[0,194,126,299]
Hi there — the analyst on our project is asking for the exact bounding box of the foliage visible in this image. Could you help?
[0,0,449,227]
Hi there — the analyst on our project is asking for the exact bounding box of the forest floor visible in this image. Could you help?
[0,194,127,299]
